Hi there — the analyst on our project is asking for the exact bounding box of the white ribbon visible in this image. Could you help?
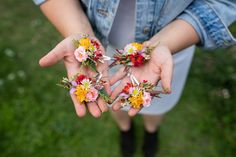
[102,55,115,61]
[96,73,103,83]
[127,72,139,85]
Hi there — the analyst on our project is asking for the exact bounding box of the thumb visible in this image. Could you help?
[142,41,152,47]
[39,40,66,67]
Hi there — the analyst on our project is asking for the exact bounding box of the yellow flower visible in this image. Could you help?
[75,85,88,103]
[128,93,144,109]
[79,37,91,50]
[131,42,143,51]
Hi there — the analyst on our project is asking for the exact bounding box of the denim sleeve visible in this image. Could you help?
[177,0,236,49]
[33,0,46,5]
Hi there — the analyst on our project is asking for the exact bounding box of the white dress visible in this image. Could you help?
[107,0,195,115]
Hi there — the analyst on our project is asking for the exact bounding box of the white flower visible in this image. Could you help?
[124,44,137,55]
[129,87,140,96]
[81,78,92,89]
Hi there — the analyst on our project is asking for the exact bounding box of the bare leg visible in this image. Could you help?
[110,110,132,131]
[142,114,163,133]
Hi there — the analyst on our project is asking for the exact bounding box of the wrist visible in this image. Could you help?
[147,19,199,54]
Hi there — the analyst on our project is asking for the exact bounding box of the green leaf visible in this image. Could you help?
[83,59,98,73]
[72,39,80,48]
[98,88,112,103]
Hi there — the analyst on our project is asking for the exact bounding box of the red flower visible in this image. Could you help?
[76,74,86,84]
[129,54,144,67]
[143,80,148,83]
[94,50,103,61]
[122,83,133,94]
[91,39,100,50]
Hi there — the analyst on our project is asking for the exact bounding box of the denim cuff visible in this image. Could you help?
[178,0,236,49]
[33,0,46,5]
[177,13,203,47]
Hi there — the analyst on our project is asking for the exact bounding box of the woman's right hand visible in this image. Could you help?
[39,34,110,118]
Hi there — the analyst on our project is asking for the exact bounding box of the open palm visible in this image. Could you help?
[39,35,110,118]
[110,45,173,116]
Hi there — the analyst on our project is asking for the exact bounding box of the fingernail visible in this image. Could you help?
[163,88,171,94]
[102,108,109,113]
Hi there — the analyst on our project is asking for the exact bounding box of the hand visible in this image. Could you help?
[39,34,110,118]
[110,43,173,116]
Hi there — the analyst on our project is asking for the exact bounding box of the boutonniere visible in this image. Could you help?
[58,74,111,104]
[73,35,104,73]
[119,73,163,109]
[109,42,156,68]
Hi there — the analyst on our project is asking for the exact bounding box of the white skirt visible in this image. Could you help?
[107,45,195,115]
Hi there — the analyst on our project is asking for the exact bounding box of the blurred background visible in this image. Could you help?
[0,1,236,157]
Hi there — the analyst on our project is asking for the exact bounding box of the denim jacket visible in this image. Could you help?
[33,0,236,49]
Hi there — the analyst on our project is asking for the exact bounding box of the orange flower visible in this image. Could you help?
[128,93,144,108]
[131,42,143,51]
[79,37,91,50]
[75,85,88,103]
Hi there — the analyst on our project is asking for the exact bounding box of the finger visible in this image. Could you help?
[112,99,123,111]
[103,78,111,95]
[128,107,142,117]
[160,58,173,93]
[142,41,151,47]
[39,40,66,67]
[66,58,87,118]
[102,68,111,95]
[97,97,108,113]
[87,102,102,118]
[110,81,126,100]
[70,94,86,117]
[110,67,127,86]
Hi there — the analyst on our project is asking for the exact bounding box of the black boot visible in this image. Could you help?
[120,121,136,157]
[142,129,159,157]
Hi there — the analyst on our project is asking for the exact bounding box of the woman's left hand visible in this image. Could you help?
[109,44,173,116]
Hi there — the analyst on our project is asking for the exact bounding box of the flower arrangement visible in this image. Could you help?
[56,35,165,111]
[58,74,111,103]
[109,42,154,68]
[119,80,162,109]
[73,35,103,72]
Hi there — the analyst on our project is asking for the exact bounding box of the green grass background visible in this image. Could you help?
[0,1,235,157]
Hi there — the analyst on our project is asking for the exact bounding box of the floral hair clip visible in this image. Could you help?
[73,35,104,73]
[109,42,156,68]
[119,73,163,109]
[58,74,111,104]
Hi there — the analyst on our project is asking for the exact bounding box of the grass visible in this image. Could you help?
[0,1,235,157]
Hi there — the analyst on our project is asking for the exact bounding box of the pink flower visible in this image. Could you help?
[142,92,152,107]
[74,46,88,62]
[86,87,98,102]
